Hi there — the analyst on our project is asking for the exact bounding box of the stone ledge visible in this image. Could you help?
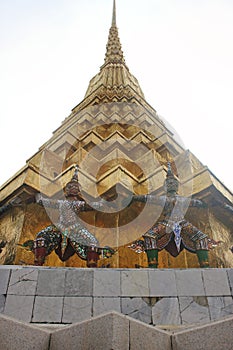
[171,315,233,350]
[1,312,233,350]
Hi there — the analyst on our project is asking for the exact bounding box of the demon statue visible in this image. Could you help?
[128,163,222,268]
[23,166,114,267]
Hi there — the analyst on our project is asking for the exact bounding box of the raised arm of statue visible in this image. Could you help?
[91,200,105,210]
[70,200,91,211]
[132,194,166,206]
[0,203,12,216]
[0,197,23,216]
[35,193,60,209]
[223,203,233,212]
[189,198,207,208]
[132,195,149,203]
[0,240,7,254]
[71,199,106,212]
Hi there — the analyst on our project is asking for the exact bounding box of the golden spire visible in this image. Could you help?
[103,0,126,67]
[84,0,144,101]
[112,0,116,27]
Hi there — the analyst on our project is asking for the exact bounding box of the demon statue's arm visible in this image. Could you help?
[36,193,106,212]
[189,198,207,208]
[35,193,61,209]
[131,194,166,206]
[69,198,107,212]
[0,197,23,216]
[0,203,12,216]
[223,203,233,212]
[0,240,7,254]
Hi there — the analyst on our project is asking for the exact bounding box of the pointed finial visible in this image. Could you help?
[165,162,179,194]
[72,165,79,181]
[112,0,116,27]
[167,162,173,176]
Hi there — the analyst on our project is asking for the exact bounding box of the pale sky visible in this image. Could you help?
[0,0,232,192]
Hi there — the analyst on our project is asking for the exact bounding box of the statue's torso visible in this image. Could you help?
[58,200,84,228]
[162,195,190,222]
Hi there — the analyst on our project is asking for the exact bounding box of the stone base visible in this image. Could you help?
[0,266,232,328]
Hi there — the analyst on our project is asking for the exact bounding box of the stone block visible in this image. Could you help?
[121,270,149,296]
[93,269,121,296]
[7,268,38,296]
[149,269,177,297]
[202,269,231,296]
[112,312,130,350]
[36,269,65,296]
[121,297,152,324]
[152,297,181,325]
[0,294,6,313]
[50,312,129,350]
[0,268,11,294]
[179,296,210,325]
[175,269,205,296]
[93,297,121,317]
[32,296,63,323]
[4,295,35,322]
[208,296,233,320]
[129,318,171,350]
[0,313,51,350]
[227,269,233,296]
[172,316,233,350]
[62,296,92,323]
[65,269,93,296]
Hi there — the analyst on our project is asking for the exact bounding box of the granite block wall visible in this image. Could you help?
[0,266,233,327]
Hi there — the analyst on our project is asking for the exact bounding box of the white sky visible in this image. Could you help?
[0,0,232,192]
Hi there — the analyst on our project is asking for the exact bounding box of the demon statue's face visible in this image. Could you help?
[164,177,179,195]
[65,181,82,199]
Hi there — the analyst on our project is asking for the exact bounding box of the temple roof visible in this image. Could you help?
[84,0,145,101]
[0,0,232,215]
